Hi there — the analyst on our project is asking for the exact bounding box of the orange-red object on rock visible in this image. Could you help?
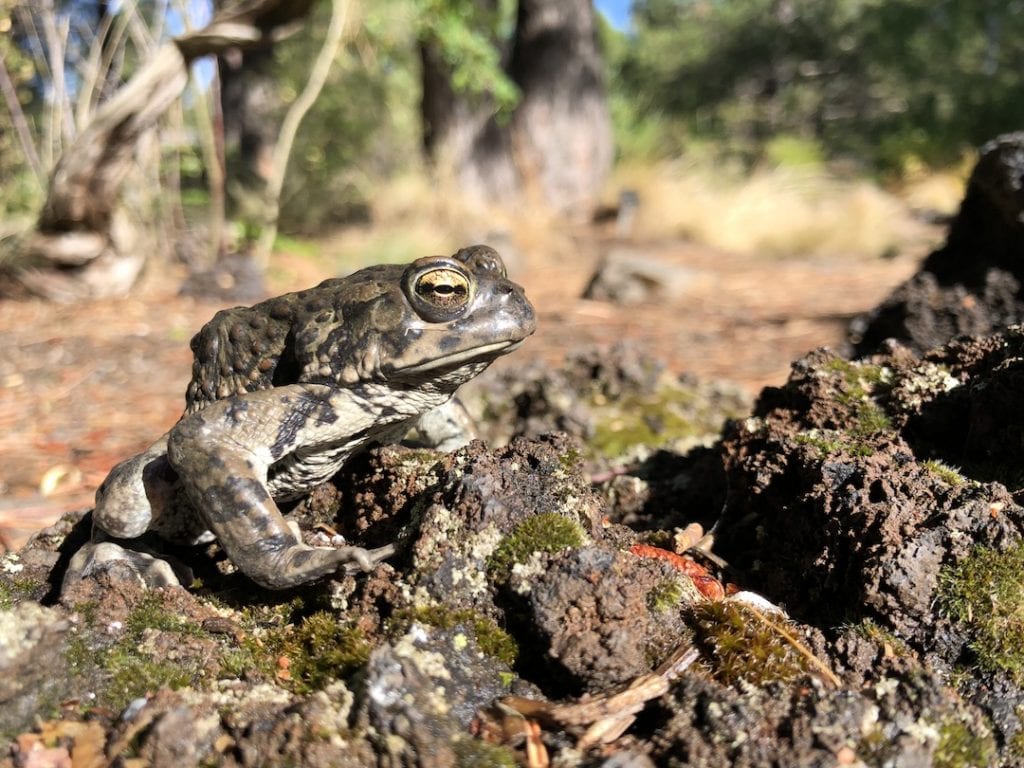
[629,543,726,600]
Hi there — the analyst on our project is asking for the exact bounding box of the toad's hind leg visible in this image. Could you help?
[92,436,174,539]
[166,394,394,590]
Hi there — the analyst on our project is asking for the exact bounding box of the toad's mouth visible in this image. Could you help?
[394,338,527,374]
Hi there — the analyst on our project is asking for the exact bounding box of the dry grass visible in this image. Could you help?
[608,160,961,260]
[311,170,574,274]
[289,158,963,274]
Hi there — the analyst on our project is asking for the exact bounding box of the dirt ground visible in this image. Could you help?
[0,229,933,550]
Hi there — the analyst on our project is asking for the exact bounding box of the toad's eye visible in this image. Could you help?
[405,261,474,321]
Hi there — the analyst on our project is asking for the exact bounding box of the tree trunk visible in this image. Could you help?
[507,0,612,218]
[14,0,314,302]
[420,0,612,218]
[218,29,279,249]
[419,11,518,204]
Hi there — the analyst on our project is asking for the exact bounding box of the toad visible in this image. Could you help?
[64,245,535,591]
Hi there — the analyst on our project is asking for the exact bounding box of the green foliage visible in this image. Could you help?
[488,513,586,579]
[940,542,1024,685]
[416,0,519,112]
[274,1,423,234]
[0,2,44,216]
[612,0,1024,171]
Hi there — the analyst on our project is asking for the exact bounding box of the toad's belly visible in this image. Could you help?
[266,444,353,500]
[265,420,411,500]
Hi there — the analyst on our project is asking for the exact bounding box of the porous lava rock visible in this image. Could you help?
[8,335,1024,765]
[522,545,693,694]
[851,132,1024,355]
[715,331,1024,753]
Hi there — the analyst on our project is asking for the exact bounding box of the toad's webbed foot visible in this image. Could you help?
[62,541,192,591]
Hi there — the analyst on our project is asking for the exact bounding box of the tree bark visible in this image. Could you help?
[419,5,518,204]
[15,0,314,301]
[419,0,612,218]
[507,0,612,218]
[218,36,279,249]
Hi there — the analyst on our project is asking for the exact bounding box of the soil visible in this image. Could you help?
[0,229,928,551]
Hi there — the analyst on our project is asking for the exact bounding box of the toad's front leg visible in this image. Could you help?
[166,384,395,590]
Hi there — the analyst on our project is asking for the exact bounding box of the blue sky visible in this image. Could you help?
[597,0,632,30]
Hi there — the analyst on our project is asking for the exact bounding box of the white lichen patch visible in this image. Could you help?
[894,362,961,410]
[183,680,294,710]
[394,624,452,682]
[509,551,549,595]
[0,603,66,664]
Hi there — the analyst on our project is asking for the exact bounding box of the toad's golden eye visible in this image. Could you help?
[416,268,470,309]
[404,260,475,322]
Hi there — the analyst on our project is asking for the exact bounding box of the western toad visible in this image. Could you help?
[64,245,535,591]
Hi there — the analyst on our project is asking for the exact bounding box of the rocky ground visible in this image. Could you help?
[5,134,1024,767]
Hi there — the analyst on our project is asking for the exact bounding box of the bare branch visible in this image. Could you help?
[255,0,349,265]
[73,3,121,128]
[0,51,45,189]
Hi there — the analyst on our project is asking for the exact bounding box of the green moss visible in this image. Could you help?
[940,542,1024,684]
[67,593,212,712]
[933,716,995,768]
[794,428,874,459]
[856,726,891,764]
[557,445,584,473]
[212,597,309,685]
[850,400,892,436]
[1009,707,1024,763]
[690,601,813,686]
[125,593,204,636]
[277,612,371,693]
[452,736,518,767]
[102,646,196,710]
[589,381,746,457]
[0,576,40,609]
[487,513,586,579]
[823,357,892,391]
[396,605,518,666]
[648,576,688,613]
[823,357,894,437]
[849,618,910,658]
[922,459,966,487]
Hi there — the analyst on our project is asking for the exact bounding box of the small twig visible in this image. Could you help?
[743,602,842,688]
[586,464,639,484]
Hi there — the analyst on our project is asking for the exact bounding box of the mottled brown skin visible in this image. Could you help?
[64,246,535,591]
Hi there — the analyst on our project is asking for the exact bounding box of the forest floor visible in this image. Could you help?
[0,223,941,551]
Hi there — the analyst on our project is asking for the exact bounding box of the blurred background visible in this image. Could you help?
[1,0,1022,546]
